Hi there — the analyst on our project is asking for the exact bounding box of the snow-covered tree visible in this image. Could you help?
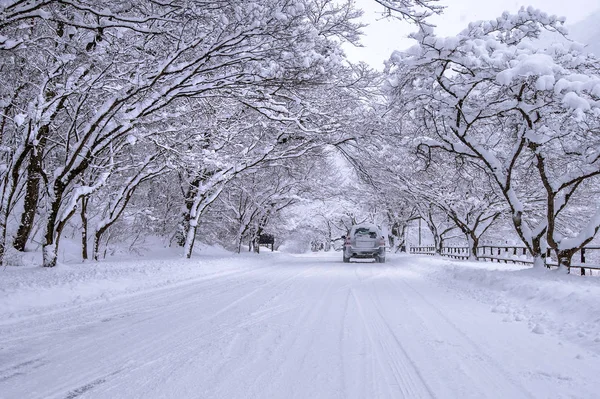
[385,8,600,270]
[419,161,505,259]
[214,162,309,253]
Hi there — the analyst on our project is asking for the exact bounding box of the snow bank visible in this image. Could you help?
[0,244,265,324]
[406,255,600,354]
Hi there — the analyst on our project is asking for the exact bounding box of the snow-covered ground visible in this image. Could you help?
[2,251,600,398]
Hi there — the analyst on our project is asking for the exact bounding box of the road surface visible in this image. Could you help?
[1,252,598,398]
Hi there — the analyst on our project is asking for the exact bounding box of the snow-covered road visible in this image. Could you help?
[2,252,599,398]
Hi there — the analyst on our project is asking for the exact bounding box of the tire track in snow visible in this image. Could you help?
[367,289,438,399]
[399,276,535,398]
[238,273,342,399]
[103,263,323,395]
[374,267,535,399]
[0,262,280,391]
[339,285,377,399]
[0,261,278,345]
[350,287,435,399]
[105,262,327,398]
[339,290,351,399]
[0,262,320,399]
[205,264,362,399]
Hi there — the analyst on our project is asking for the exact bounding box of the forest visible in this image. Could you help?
[1,0,599,271]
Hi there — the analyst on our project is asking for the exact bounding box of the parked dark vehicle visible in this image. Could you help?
[342,224,386,263]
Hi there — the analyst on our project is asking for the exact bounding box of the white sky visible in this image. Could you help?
[344,0,600,69]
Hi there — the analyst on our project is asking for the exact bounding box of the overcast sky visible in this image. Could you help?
[344,0,600,69]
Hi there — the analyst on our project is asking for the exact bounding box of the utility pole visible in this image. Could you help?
[418,218,422,246]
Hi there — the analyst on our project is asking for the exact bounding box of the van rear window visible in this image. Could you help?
[354,228,377,238]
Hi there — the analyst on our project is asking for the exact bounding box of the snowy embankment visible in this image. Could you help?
[0,245,264,324]
[409,255,600,354]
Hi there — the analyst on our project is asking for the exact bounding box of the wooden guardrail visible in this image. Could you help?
[409,245,600,276]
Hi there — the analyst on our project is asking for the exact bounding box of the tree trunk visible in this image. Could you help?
[0,130,33,265]
[531,254,544,268]
[42,149,91,267]
[530,235,547,269]
[176,177,200,247]
[556,250,574,274]
[42,182,65,267]
[396,225,407,252]
[92,223,113,261]
[253,226,263,254]
[13,131,47,252]
[390,221,407,252]
[93,228,104,261]
[0,219,6,266]
[236,223,251,254]
[467,234,478,261]
[92,181,143,261]
[324,220,332,252]
[184,223,197,259]
[43,206,77,267]
[389,222,398,252]
[511,210,547,269]
[237,234,244,254]
[433,233,442,255]
[42,184,77,267]
[81,196,89,261]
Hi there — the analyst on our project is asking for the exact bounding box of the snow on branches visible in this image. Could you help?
[374,0,443,26]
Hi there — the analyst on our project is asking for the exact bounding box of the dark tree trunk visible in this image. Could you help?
[389,221,400,251]
[13,131,47,252]
[253,226,263,254]
[0,221,6,266]
[93,224,112,261]
[93,229,103,261]
[184,224,198,259]
[81,195,89,261]
[468,233,479,260]
[237,234,244,254]
[396,225,407,252]
[434,234,443,255]
[176,176,200,247]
